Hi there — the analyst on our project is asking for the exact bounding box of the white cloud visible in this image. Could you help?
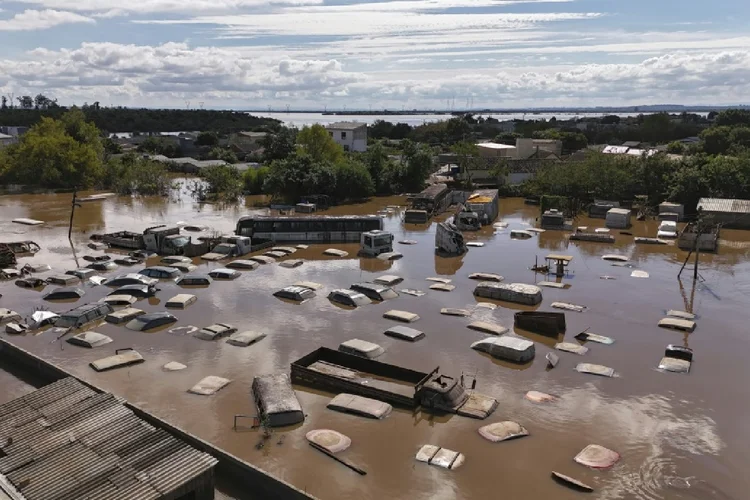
[0,9,94,31]
[12,0,324,15]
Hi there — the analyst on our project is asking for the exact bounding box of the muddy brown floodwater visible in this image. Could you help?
[1,186,750,500]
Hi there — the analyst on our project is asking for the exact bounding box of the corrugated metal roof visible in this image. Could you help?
[697,198,750,214]
[325,121,366,130]
[0,378,217,500]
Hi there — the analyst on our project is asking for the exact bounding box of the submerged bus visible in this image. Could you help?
[235,215,384,243]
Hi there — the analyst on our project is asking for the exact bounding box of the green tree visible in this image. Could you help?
[400,140,434,192]
[714,109,750,127]
[208,147,238,164]
[700,126,732,155]
[17,96,33,109]
[296,124,343,163]
[196,165,243,201]
[729,127,750,151]
[262,127,297,163]
[333,159,375,201]
[243,166,270,194]
[445,117,472,144]
[101,154,172,195]
[195,131,219,147]
[263,153,337,202]
[666,141,685,154]
[452,141,480,187]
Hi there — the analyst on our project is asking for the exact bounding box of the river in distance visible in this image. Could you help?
[0,187,747,500]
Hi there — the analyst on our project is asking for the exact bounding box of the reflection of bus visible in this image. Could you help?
[235,215,384,242]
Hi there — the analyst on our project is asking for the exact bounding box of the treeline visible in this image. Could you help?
[0,102,280,134]
[522,151,750,213]
[0,109,173,195]
[197,124,434,203]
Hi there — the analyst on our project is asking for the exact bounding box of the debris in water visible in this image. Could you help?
[631,270,649,278]
[426,277,451,284]
[575,331,614,345]
[574,444,620,469]
[163,361,187,371]
[546,352,559,368]
[555,342,589,355]
[600,275,617,280]
[478,421,529,442]
[12,218,44,226]
[525,391,557,403]
[658,345,693,373]
[466,242,485,247]
[323,248,348,257]
[415,445,465,470]
[551,471,594,492]
[666,310,696,320]
[400,289,426,297]
[551,301,586,313]
[189,376,231,395]
[467,321,507,335]
[475,302,497,310]
[602,254,629,262]
[398,240,417,245]
[468,273,503,282]
[576,363,615,378]
[440,308,471,317]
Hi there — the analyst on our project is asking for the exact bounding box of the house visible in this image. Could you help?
[476,142,517,158]
[147,154,228,173]
[325,122,367,152]
[622,141,642,148]
[697,198,750,229]
[230,131,267,153]
[515,138,562,159]
[0,132,15,149]
[0,126,28,137]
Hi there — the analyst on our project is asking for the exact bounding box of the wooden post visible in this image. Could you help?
[68,189,80,241]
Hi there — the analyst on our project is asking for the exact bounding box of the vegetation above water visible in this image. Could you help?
[0,109,173,195]
[0,99,280,133]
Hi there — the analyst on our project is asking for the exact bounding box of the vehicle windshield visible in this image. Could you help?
[170,236,189,247]
[214,244,234,254]
[55,315,79,328]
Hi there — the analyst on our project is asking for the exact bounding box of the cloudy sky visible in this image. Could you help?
[0,0,748,109]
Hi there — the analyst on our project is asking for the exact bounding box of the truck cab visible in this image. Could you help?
[360,230,394,256]
[143,226,188,255]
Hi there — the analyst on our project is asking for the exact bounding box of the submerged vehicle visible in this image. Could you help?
[125,312,177,332]
[55,303,114,329]
[657,220,678,239]
[139,266,180,279]
[103,273,158,287]
[514,311,566,336]
[291,347,497,419]
[328,289,372,307]
[349,282,398,301]
[274,285,315,302]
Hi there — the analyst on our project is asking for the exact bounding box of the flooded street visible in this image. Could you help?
[1,187,749,500]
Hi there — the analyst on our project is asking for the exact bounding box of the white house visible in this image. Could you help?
[0,132,15,149]
[325,122,367,152]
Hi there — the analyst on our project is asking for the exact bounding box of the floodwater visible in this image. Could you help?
[1,188,749,500]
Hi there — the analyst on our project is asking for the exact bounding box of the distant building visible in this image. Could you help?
[0,132,15,149]
[0,126,28,137]
[230,131,267,153]
[697,198,750,229]
[515,138,562,159]
[476,142,517,158]
[325,122,367,152]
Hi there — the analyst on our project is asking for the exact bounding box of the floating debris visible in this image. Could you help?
[426,277,452,284]
[5,323,27,334]
[602,254,629,262]
[471,336,535,363]
[658,345,693,373]
[252,373,304,427]
[194,323,238,341]
[306,429,351,453]
[667,310,696,320]
[249,255,275,264]
[415,445,465,470]
[468,272,503,282]
[526,228,546,233]
[525,391,557,403]
[576,363,615,378]
[401,289,426,297]
[551,471,594,492]
[635,237,668,245]
[467,321,508,335]
[105,307,144,324]
[595,228,610,233]
[384,325,425,341]
[474,282,543,305]
[430,283,455,292]
[398,240,417,245]
[551,301,586,313]
[600,275,617,280]
[12,218,44,226]
[658,317,696,332]
[227,330,267,347]
[475,302,497,310]
[272,246,297,255]
[189,376,231,395]
[328,393,392,419]
[493,222,509,229]
[537,281,568,289]
[90,349,144,372]
[574,444,620,469]
[555,342,589,355]
[296,244,309,249]
[279,259,304,268]
[264,250,288,259]
[0,308,22,325]
[575,331,614,345]
[441,308,471,317]
[383,310,420,323]
[323,248,349,257]
[226,259,260,270]
[478,421,529,442]
[545,351,559,367]
[339,339,384,359]
[163,361,187,371]
[631,270,650,278]
[466,242,485,247]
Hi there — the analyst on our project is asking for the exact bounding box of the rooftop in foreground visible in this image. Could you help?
[0,377,218,500]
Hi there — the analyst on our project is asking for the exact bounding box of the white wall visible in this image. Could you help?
[328,127,367,152]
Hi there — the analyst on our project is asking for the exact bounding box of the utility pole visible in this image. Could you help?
[68,190,81,240]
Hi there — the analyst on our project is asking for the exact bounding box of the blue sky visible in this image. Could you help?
[0,0,748,109]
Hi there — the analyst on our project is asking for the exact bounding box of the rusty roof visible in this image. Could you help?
[697,198,750,214]
[0,378,217,500]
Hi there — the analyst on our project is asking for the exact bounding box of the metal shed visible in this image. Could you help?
[697,198,750,229]
[0,377,218,500]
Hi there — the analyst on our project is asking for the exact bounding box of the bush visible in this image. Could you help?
[102,155,172,196]
[243,166,269,194]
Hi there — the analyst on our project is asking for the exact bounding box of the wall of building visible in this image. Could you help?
[328,127,367,152]
[515,138,563,159]
[704,212,750,229]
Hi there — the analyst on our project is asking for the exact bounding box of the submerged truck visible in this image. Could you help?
[95,225,207,256]
[291,347,497,419]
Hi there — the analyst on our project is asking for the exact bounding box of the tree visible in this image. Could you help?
[700,126,732,155]
[399,140,433,192]
[363,142,393,193]
[196,165,243,201]
[1,96,6,110]
[452,141,480,187]
[445,117,472,144]
[195,131,219,147]
[102,137,123,157]
[714,109,750,128]
[729,127,750,152]
[666,141,685,154]
[34,94,53,110]
[60,108,104,160]
[296,124,343,163]
[243,166,270,194]
[208,147,238,164]
[101,154,172,195]
[332,159,375,201]
[17,96,33,109]
[264,153,337,202]
[262,127,297,162]
[601,115,621,125]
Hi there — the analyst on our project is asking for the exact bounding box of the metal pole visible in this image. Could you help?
[68,189,78,240]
